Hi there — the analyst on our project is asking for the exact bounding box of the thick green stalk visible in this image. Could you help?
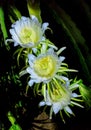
[27,0,42,23]
[0,7,8,43]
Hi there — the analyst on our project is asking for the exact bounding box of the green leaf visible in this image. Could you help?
[0,7,8,43]
[9,124,22,130]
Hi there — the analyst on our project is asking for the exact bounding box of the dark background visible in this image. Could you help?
[0,0,91,129]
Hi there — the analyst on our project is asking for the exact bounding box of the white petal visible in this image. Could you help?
[41,43,47,53]
[10,29,20,43]
[28,54,36,67]
[28,79,35,87]
[46,101,52,106]
[41,36,45,41]
[60,76,70,87]
[21,16,29,21]
[31,15,39,23]
[64,106,73,114]
[59,56,65,62]
[14,42,19,46]
[27,67,40,79]
[27,67,32,73]
[42,22,49,33]
[47,47,54,54]
[52,102,62,114]
[72,93,78,97]
[28,54,36,61]
[60,76,69,81]
[32,48,38,54]
[14,23,22,35]
[39,101,46,107]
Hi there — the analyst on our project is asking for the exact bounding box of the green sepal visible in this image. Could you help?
[8,6,21,23]
[79,81,91,108]
[27,0,42,23]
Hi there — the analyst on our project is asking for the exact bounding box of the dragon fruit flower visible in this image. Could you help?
[8,15,49,48]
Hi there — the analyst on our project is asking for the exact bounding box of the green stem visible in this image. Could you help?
[0,7,8,43]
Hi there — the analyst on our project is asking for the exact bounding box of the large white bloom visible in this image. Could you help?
[39,78,83,120]
[26,48,65,86]
[8,15,49,48]
[39,87,72,115]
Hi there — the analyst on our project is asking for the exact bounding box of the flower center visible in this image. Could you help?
[19,27,33,44]
[50,87,71,103]
[34,56,56,78]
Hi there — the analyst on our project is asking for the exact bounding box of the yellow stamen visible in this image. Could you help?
[34,56,56,77]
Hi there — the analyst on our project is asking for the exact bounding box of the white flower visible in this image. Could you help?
[39,78,83,119]
[39,85,73,117]
[26,48,65,86]
[8,15,49,48]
